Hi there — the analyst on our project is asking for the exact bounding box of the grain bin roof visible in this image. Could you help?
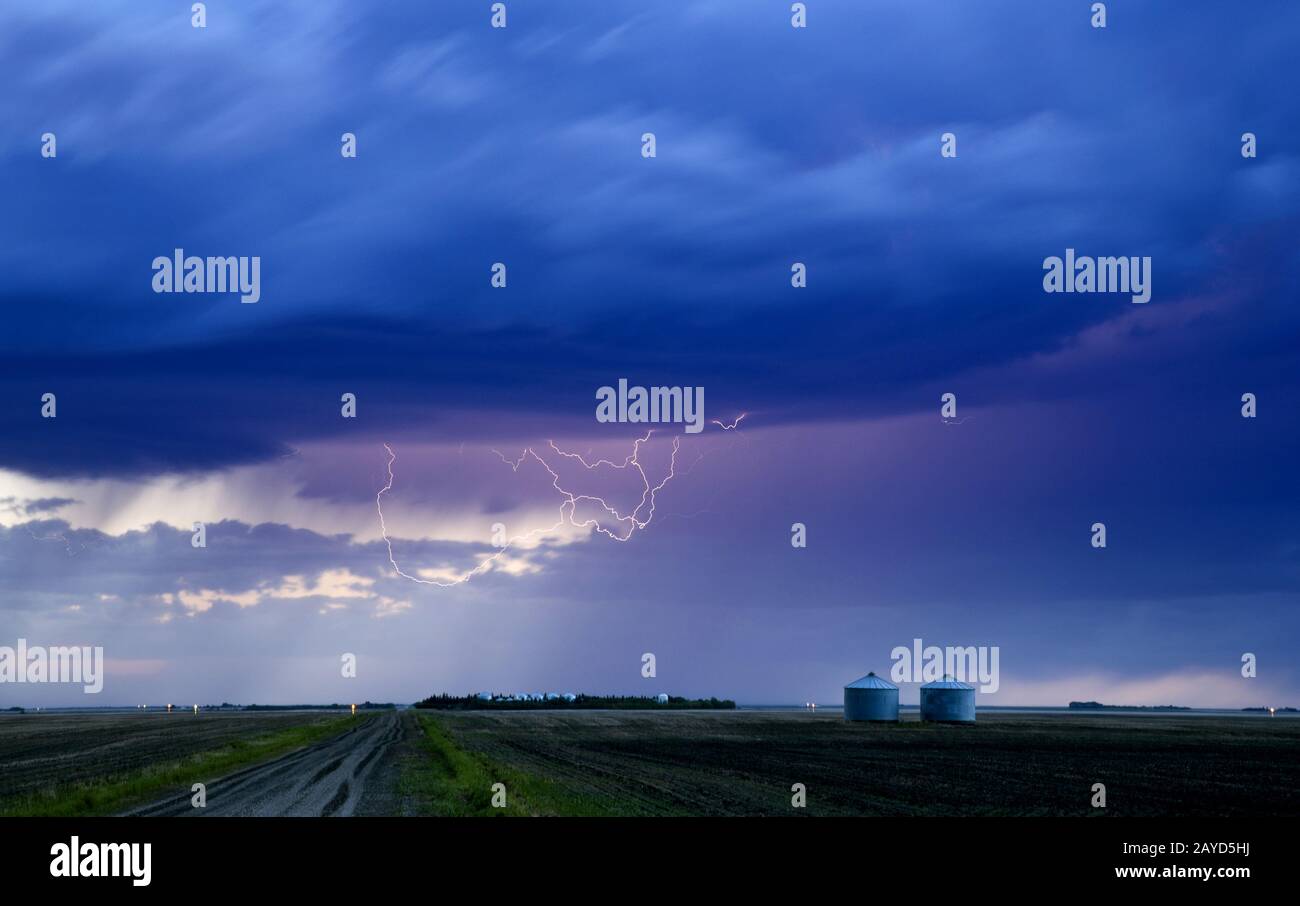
[845,671,898,690]
[921,675,975,690]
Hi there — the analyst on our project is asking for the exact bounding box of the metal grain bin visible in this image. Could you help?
[844,672,900,722]
[920,675,976,722]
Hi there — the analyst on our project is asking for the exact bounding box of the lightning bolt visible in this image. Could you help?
[378,430,683,586]
[25,524,86,557]
[711,413,747,430]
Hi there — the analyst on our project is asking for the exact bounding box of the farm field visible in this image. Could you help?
[0,710,358,816]
[418,710,1300,817]
[6,709,1297,818]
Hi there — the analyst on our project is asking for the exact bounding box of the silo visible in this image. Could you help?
[920,675,976,722]
[843,672,899,722]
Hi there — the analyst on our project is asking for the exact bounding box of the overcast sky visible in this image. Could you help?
[1,0,1297,708]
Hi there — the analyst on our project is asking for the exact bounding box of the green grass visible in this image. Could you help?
[0,713,368,817]
[402,714,618,816]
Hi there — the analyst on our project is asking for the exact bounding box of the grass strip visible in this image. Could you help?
[402,714,619,816]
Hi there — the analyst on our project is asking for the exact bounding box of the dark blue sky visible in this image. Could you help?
[1,0,1296,707]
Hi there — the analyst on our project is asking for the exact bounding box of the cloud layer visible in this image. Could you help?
[1,1,1296,705]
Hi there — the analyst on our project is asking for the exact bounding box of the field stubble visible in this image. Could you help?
[430,710,1300,816]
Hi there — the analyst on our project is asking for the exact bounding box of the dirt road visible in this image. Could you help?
[123,711,405,817]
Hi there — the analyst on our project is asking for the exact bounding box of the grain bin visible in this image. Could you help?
[920,675,976,722]
[843,672,899,722]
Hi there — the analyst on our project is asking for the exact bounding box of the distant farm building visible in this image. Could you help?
[843,672,899,722]
[920,675,976,722]
[656,693,669,704]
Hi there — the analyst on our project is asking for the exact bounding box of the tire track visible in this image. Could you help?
[120,712,401,817]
